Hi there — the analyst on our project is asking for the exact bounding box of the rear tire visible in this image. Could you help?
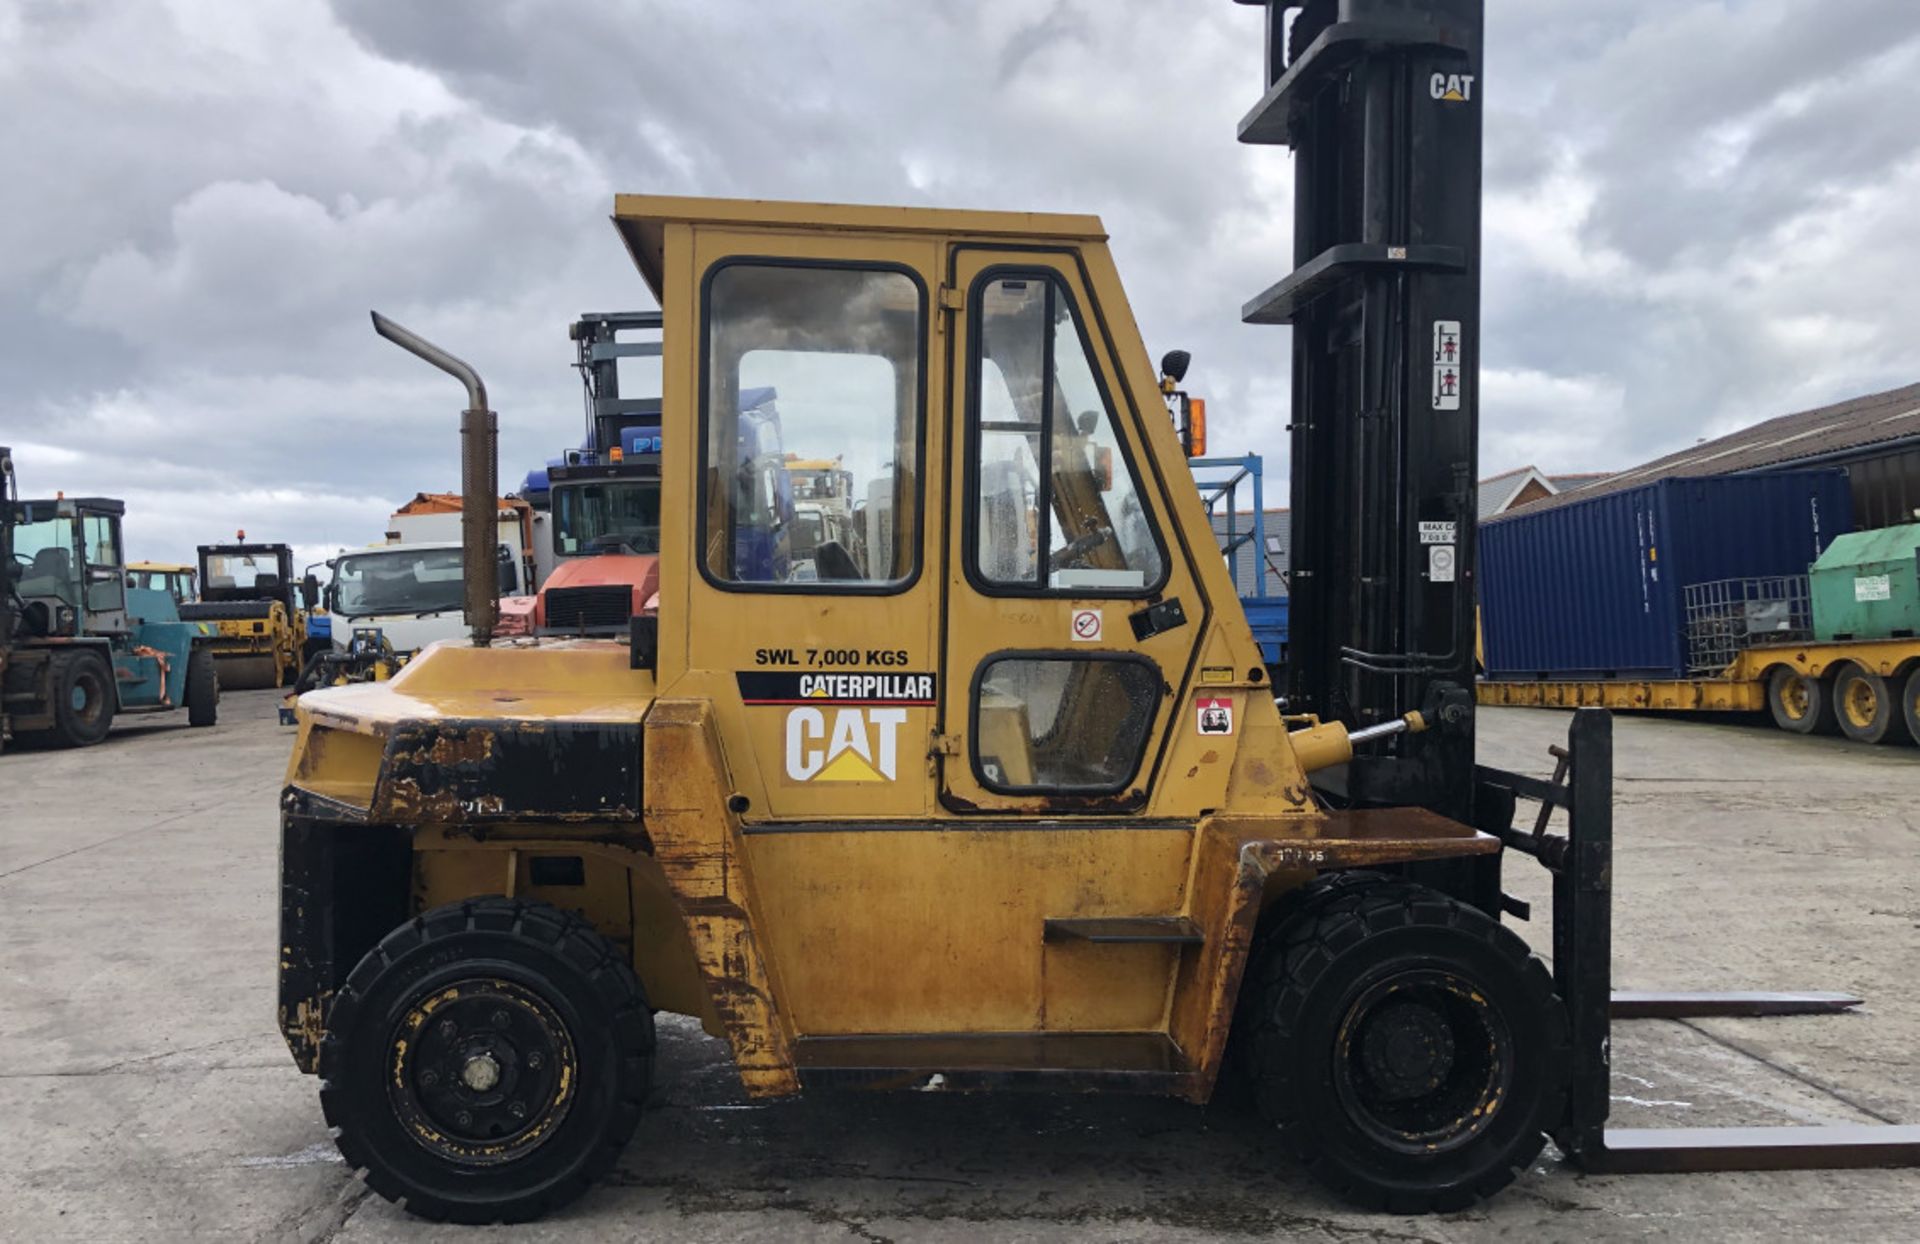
[1903,669,1920,748]
[49,650,115,748]
[1241,876,1568,1214]
[1767,666,1835,735]
[186,646,218,727]
[319,897,654,1224]
[1834,664,1909,745]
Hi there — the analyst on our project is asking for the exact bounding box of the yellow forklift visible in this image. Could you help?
[275,0,1919,1224]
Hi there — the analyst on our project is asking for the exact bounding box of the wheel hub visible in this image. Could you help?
[1334,970,1513,1155]
[387,978,577,1165]
[460,1052,503,1092]
[1360,1000,1456,1100]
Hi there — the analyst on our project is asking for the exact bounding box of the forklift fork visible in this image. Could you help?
[1479,707,1920,1173]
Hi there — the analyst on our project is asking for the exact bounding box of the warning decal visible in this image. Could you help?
[1855,574,1892,603]
[1432,320,1463,411]
[1196,696,1234,736]
[1070,608,1103,642]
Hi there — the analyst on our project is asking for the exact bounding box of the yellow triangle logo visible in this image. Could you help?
[815,748,885,782]
[1441,88,1464,101]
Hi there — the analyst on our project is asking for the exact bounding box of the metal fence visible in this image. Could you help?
[1682,576,1811,675]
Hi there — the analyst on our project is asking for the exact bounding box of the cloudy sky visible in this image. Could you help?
[6,0,1920,565]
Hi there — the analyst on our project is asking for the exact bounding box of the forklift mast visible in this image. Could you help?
[0,446,14,654]
[1238,0,1484,824]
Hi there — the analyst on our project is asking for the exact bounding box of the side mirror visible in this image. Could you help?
[300,574,320,612]
[324,584,337,612]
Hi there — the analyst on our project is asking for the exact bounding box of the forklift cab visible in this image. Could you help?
[7,497,129,637]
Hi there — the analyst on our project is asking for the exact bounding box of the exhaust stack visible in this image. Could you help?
[369,312,498,647]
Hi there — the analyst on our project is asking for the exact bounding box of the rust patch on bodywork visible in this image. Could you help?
[369,718,642,824]
[644,698,801,1097]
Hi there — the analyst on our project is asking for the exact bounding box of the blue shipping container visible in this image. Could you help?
[1480,471,1853,680]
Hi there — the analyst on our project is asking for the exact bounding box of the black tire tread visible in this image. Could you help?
[1243,874,1569,1214]
[318,896,654,1225]
[186,646,218,727]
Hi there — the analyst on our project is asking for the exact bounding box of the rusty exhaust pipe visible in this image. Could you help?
[370,312,498,647]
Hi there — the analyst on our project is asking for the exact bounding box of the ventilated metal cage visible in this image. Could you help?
[1682,576,1811,675]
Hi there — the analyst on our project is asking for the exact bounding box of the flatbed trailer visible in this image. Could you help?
[1480,636,1920,745]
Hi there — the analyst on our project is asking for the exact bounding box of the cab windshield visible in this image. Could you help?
[553,480,662,555]
[11,513,80,602]
[332,548,466,618]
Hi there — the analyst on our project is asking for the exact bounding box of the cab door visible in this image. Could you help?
[671,232,944,820]
[940,251,1206,814]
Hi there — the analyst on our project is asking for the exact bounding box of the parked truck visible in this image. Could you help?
[1,447,217,748]
[1478,472,1920,744]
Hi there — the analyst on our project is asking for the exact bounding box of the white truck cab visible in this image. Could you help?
[323,541,516,656]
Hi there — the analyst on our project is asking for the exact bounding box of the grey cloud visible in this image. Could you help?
[4,0,1919,570]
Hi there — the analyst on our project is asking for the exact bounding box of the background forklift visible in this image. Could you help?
[1,446,217,750]
[272,0,1918,1225]
[179,536,308,688]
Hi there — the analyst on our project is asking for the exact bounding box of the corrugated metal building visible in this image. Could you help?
[1510,380,1920,532]
[1210,510,1289,596]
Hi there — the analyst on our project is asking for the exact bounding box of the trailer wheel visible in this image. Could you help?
[1834,664,1909,745]
[1767,667,1835,735]
[319,897,655,1224]
[46,650,115,748]
[1242,877,1567,1214]
[186,647,218,727]
[1903,669,1920,747]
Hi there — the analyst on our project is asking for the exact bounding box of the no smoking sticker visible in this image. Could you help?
[1196,696,1234,736]
[1070,608,1103,642]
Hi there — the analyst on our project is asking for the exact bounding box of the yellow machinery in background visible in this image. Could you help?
[178,535,306,688]
[125,561,197,606]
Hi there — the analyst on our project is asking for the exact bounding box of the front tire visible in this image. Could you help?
[185,646,218,727]
[319,898,655,1224]
[50,650,115,747]
[1242,876,1568,1214]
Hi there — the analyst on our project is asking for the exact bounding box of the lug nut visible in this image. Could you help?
[526,1052,542,1069]
[438,1019,457,1039]
[420,1069,439,1088]
[455,1110,472,1127]
[491,1009,511,1028]
[509,1101,527,1119]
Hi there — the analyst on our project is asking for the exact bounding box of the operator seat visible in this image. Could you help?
[813,540,862,582]
[17,546,76,602]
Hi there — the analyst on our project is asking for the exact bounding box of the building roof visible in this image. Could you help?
[1476,466,1556,522]
[1509,381,1920,517]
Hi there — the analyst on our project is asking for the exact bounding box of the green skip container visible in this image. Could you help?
[1809,520,1920,641]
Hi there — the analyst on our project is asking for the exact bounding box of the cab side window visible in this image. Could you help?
[973,655,1159,792]
[702,262,924,590]
[83,514,121,567]
[970,273,1164,594]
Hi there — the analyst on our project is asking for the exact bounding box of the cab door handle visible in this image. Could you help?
[1129,597,1186,641]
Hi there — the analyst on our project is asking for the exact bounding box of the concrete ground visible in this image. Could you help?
[2,692,1916,1242]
